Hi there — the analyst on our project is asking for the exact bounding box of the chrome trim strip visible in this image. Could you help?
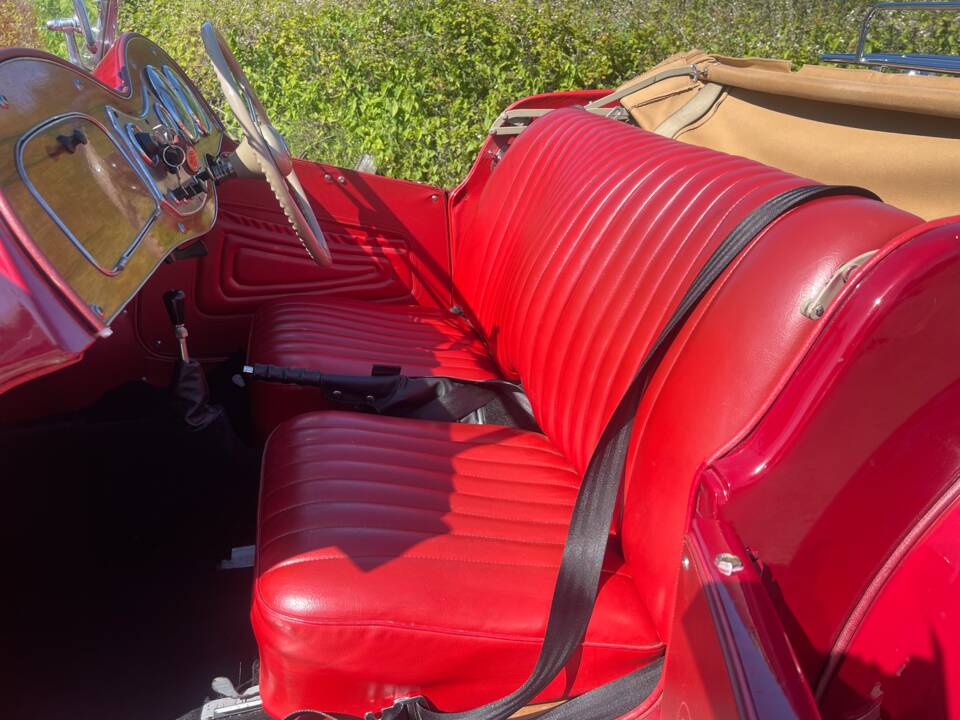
[145,63,200,142]
[163,64,212,136]
[820,52,960,75]
[821,2,960,74]
[14,111,160,277]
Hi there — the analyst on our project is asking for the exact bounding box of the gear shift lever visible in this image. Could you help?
[162,288,222,430]
[163,289,190,362]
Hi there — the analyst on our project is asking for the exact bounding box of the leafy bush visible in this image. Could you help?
[1,0,41,48]
[22,0,960,185]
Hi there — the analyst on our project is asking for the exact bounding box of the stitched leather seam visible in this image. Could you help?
[259,520,579,550]
[271,438,570,468]
[264,552,630,577]
[269,314,472,340]
[260,503,570,553]
[255,597,662,653]
[263,470,579,500]
[261,488,577,521]
[276,420,562,454]
[266,459,576,489]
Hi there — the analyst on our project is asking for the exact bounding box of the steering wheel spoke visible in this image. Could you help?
[201,21,332,267]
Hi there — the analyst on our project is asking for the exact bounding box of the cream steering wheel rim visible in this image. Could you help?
[201,21,332,267]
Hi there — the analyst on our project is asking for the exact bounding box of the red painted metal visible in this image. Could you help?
[708,220,960,704]
[661,522,820,720]
[818,491,960,718]
[0,217,89,399]
[91,34,127,89]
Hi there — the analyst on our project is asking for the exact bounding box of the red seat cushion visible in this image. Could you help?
[248,296,501,434]
[253,411,663,718]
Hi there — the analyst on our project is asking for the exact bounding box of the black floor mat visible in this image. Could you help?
[2,379,262,719]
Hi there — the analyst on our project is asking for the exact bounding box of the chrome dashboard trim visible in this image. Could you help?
[105,106,162,202]
[0,38,225,327]
[14,111,161,277]
[145,63,200,142]
[106,104,211,219]
[163,64,212,136]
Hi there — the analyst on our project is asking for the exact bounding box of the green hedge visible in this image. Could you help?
[22,0,960,186]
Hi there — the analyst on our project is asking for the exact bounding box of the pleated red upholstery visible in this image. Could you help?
[248,297,501,434]
[249,296,499,380]
[254,412,663,715]
[253,108,923,717]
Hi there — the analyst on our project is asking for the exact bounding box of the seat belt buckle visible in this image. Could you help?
[363,695,428,720]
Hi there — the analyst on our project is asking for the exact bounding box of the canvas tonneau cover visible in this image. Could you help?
[617,50,960,220]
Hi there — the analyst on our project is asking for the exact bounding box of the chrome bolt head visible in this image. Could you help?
[714,552,744,576]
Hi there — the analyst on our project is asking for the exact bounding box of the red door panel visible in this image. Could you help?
[206,208,416,309]
[136,160,451,360]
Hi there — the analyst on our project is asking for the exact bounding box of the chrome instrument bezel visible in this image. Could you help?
[107,105,210,219]
[145,64,200,143]
[163,65,212,136]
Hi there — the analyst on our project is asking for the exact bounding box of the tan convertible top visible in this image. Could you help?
[617,51,960,219]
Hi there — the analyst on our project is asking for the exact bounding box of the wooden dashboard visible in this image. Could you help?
[0,35,224,323]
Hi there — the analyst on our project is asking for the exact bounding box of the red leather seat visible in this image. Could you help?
[252,108,922,717]
[254,411,663,714]
[248,296,500,434]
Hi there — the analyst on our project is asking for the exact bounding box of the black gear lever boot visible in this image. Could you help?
[163,289,224,431]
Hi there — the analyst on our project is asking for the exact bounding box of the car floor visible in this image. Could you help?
[2,370,261,720]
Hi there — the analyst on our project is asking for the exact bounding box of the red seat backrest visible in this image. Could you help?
[452,108,921,636]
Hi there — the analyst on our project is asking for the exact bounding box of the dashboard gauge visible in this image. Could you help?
[163,65,213,137]
[144,64,200,143]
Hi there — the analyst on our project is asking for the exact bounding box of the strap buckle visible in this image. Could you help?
[363,695,427,720]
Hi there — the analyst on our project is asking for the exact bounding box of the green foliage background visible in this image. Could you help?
[10,0,960,185]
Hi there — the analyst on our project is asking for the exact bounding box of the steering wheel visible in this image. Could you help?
[200,21,332,266]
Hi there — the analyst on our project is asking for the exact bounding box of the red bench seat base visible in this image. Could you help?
[253,411,663,717]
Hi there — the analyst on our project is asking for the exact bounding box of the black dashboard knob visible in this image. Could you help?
[160,143,187,174]
[170,177,205,203]
[55,128,88,154]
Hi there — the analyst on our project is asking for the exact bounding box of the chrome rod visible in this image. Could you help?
[821,52,960,74]
[822,2,960,74]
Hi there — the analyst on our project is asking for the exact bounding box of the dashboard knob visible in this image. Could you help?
[184,146,201,174]
[160,143,187,174]
[170,177,205,203]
